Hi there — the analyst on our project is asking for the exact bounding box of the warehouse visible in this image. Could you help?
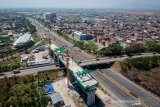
[13,33,34,46]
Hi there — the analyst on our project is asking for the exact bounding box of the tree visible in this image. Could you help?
[146,40,160,52]
[74,41,85,50]
[125,44,147,55]
[97,44,122,56]
[57,30,63,35]
[85,42,97,53]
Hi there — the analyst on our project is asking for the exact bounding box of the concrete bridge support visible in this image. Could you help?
[51,50,59,63]
[86,90,96,106]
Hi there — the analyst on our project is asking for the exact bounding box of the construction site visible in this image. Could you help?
[48,42,98,106]
[46,41,128,107]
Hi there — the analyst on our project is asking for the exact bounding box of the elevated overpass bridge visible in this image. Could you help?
[79,57,126,67]
[79,54,160,67]
[49,44,98,106]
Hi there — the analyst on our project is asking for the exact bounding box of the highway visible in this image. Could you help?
[101,68,160,107]
[91,71,137,107]
[29,18,136,106]
[29,17,160,107]
[80,53,160,66]
[0,65,60,79]
[29,18,93,61]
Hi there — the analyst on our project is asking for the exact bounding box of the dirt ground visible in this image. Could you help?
[52,78,77,107]
[52,77,128,107]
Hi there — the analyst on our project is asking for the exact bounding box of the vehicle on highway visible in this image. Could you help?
[13,69,20,74]
[77,60,81,64]
[33,49,39,53]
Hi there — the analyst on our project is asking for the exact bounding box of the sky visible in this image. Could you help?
[0,0,160,10]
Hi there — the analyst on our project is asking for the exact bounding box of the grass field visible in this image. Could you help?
[32,33,40,43]
[0,57,21,72]
[0,37,10,42]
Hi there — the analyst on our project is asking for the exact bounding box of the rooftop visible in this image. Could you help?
[74,31,86,36]
[13,33,34,46]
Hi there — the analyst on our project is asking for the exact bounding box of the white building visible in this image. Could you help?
[13,33,34,46]
[73,31,92,41]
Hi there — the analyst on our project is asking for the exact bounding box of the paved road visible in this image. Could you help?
[0,65,60,79]
[80,53,160,66]
[29,18,93,61]
[29,18,160,107]
[91,71,138,107]
[101,68,160,107]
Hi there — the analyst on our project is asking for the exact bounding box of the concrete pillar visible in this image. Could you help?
[69,72,75,83]
[86,90,96,106]
[54,54,58,63]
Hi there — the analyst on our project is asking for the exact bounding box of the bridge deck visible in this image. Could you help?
[50,44,98,91]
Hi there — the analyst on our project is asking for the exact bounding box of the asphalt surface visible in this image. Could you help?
[91,71,139,107]
[80,53,160,66]
[101,69,160,107]
[29,18,93,61]
[0,65,60,79]
[29,18,160,107]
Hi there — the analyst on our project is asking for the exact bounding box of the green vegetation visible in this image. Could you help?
[13,16,36,33]
[125,44,147,55]
[57,30,76,44]
[0,83,50,107]
[57,30,97,54]
[0,70,64,106]
[0,37,11,42]
[24,19,37,33]
[127,56,159,70]
[32,33,40,43]
[15,41,35,51]
[98,40,160,57]
[120,56,160,96]
[0,57,21,73]
[74,41,97,53]
[56,30,160,57]
[97,44,123,56]
[146,40,160,53]
[125,40,160,55]
[0,16,37,60]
